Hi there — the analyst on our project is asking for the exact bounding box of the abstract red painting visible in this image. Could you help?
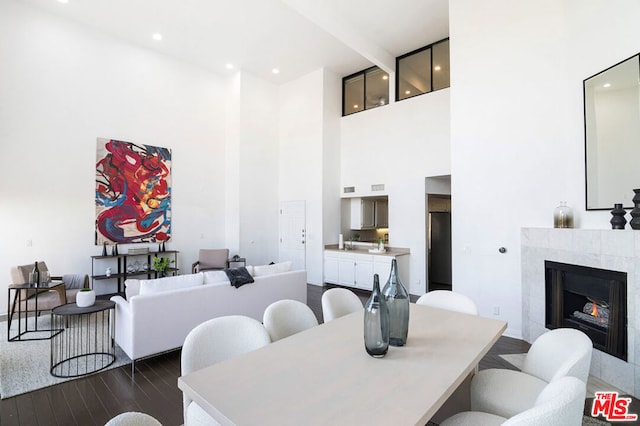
[95,138,172,245]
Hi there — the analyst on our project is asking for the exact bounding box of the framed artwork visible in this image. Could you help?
[95,138,172,245]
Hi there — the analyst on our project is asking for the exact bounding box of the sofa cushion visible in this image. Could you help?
[225,267,255,288]
[139,273,204,295]
[203,270,229,285]
[125,279,141,299]
[254,261,292,277]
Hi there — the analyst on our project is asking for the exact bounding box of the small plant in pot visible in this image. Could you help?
[76,287,96,308]
[153,256,174,277]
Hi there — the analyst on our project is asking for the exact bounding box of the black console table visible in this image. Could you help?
[90,250,179,295]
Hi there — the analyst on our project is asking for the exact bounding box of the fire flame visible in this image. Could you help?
[591,304,600,317]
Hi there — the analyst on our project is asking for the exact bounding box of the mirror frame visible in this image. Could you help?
[584,52,640,210]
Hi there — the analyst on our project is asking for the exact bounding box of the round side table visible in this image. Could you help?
[50,300,116,378]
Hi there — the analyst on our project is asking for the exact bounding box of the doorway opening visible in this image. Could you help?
[428,194,451,292]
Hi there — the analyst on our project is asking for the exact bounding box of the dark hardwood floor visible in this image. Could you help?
[1,284,530,426]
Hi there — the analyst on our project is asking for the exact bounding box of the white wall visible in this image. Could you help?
[277,68,342,285]
[449,0,640,337]
[340,89,451,294]
[0,0,227,310]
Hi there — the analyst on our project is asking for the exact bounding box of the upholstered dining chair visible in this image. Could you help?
[105,411,163,426]
[9,261,89,322]
[181,315,271,426]
[415,290,479,315]
[439,376,586,426]
[321,287,363,322]
[191,248,229,273]
[263,299,319,341]
[470,328,592,419]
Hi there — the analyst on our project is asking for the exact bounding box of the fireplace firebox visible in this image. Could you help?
[545,261,627,361]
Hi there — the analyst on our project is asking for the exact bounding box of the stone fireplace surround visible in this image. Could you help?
[521,228,639,398]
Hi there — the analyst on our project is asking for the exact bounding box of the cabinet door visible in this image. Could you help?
[373,256,393,284]
[354,254,374,290]
[338,254,356,287]
[324,252,339,284]
[361,199,376,229]
[375,199,388,228]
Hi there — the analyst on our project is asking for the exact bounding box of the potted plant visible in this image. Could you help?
[153,256,174,277]
[76,287,96,307]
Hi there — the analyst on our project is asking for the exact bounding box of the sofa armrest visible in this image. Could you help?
[110,295,134,360]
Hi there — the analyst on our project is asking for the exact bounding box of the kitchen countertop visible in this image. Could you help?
[324,244,410,256]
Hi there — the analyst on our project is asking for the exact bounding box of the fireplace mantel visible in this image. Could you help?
[521,227,639,398]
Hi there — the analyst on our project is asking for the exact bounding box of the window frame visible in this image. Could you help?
[395,37,450,102]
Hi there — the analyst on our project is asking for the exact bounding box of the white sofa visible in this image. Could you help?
[110,267,307,371]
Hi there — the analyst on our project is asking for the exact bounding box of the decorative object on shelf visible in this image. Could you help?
[95,138,172,245]
[630,189,640,230]
[382,258,409,346]
[128,247,149,255]
[152,256,174,277]
[105,267,112,277]
[161,241,166,252]
[377,238,385,251]
[31,261,40,287]
[102,242,107,256]
[553,201,574,228]
[141,262,149,272]
[126,263,135,273]
[338,234,344,250]
[76,288,96,308]
[610,203,627,230]
[364,273,389,357]
[111,243,118,256]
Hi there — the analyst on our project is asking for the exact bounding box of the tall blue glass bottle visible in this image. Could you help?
[382,259,409,346]
[364,274,389,357]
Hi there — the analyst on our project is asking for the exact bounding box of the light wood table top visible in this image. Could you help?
[178,303,507,426]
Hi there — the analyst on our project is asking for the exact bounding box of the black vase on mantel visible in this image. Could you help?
[610,203,627,230]
[364,274,389,357]
[630,189,640,230]
[382,259,410,346]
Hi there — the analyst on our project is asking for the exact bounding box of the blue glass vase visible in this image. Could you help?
[364,274,389,357]
[382,259,409,346]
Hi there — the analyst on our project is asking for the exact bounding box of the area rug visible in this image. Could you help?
[0,314,130,399]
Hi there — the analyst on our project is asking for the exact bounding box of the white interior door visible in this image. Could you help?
[279,200,306,271]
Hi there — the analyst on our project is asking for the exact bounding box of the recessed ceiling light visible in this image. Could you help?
[382,75,388,80]
[152,33,163,41]
[353,104,359,109]
[434,65,441,71]
[225,63,234,70]
[405,90,411,95]
[603,83,611,88]
[57,0,69,3]
[272,68,280,74]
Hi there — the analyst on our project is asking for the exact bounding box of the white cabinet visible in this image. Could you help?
[354,254,373,290]
[350,197,388,229]
[373,256,392,282]
[323,251,339,284]
[324,250,409,292]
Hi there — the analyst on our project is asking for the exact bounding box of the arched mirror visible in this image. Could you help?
[584,53,640,210]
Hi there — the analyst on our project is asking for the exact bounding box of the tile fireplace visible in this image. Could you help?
[522,228,639,398]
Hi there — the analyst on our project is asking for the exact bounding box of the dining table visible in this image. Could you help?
[178,303,507,425]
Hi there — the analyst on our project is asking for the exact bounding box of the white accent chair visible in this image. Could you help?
[415,290,478,315]
[263,299,319,341]
[181,315,271,426]
[470,328,592,419]
[321,288,363,322]
[105,412,163,426]
[440,376,586,426]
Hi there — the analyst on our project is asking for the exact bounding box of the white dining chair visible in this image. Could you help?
[470,328,592,419]
[440,376,586,426]
[415,290,478,315]
[263,299,319,341]
[321,288,363,322]
[105,411,163,426]
[181,315,271,426]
